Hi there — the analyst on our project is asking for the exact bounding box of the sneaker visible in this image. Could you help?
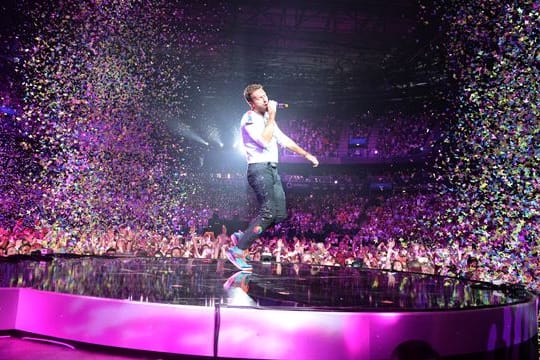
[231,231,252,260]
[231,231,243,245]
[226,246,252,272]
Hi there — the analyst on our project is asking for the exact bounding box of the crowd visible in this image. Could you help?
[279,116,340,158]
[274,111,438,159]
[1,183,537,294]
[348,112,372,139]
[368,112,438,159]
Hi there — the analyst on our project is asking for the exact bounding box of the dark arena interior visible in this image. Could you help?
[0,0,538,359]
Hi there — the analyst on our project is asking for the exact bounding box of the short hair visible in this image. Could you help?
[243,84,263,103]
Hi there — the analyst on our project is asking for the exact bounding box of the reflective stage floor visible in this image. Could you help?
[0,255,538,359]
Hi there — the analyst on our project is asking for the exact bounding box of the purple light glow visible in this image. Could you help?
[0,287,537,359]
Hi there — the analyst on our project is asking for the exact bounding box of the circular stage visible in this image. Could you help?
[0,255,537,359]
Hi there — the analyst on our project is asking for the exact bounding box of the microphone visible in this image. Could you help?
[277,103,289,109]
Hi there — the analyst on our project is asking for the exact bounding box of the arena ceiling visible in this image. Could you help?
[200,0,446,108]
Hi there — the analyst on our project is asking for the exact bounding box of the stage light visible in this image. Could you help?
[206,125,223,148]
[177,122,208,146]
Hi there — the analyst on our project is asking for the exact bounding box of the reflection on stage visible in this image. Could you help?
[0,255,530,310]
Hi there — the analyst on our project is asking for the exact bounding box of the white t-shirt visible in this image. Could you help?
[240,110,292,164]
